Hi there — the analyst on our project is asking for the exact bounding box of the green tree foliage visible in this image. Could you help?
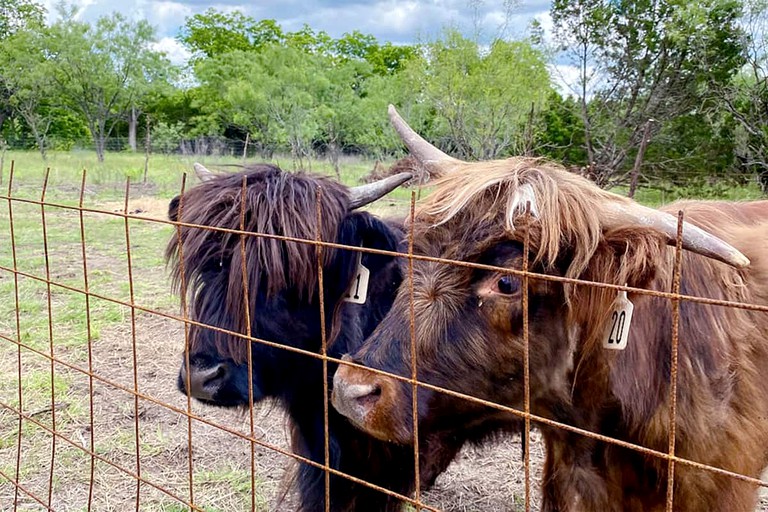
[151,121,184,154]
[0,0,45,134]
[179,10,414,77]
[534,91,588,167]
[551,0,746,185]
[712,0,768,191]
[179,9,284,60]
[0,26,55,157]
[334,31,414,74]
[195,46,339,164]
[46,8,171,161]
[405,30,551,159]
[186,14,419,164]
[0,0,43,39]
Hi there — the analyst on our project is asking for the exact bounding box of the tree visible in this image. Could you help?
[712,0,768,192]
[47,8,171,161]
[315,58,372,176]
[0,26,56,157]
[334,31,416,75]
[551,0,746,186]
[534,91,589,167]
[404,30,551,159]
[0,0,45,133]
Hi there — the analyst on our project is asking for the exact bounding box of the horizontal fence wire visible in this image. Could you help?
[0,164,766,511]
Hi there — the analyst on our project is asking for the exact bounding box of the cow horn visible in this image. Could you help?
[604,202,750,268]
[388,104,461,177]
[348,172,413,210]
[193,162,216,182]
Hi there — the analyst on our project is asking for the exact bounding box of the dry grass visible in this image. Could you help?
[0,312,541,511]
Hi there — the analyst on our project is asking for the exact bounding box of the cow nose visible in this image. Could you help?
[180,362,228,401]
[332,359,382,424]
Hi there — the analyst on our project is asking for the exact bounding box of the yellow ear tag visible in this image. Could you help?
[602,290,634,350]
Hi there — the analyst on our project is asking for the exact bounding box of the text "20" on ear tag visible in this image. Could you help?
[603,290,634,350]
[343,251,370,304]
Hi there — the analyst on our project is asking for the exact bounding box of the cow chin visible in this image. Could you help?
[332,362,414,445]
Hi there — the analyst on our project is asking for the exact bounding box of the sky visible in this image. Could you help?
[39,0,554,66]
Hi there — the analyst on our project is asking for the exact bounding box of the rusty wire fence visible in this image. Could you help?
[0,161,767,511]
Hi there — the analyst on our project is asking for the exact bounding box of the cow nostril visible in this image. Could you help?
[185,362,228,400]
[355,384,381,409]
[204,364,226,387]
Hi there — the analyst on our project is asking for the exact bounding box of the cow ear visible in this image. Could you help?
[168,195,180,221]
[569,227,667,346]
[335,211,403,274]
[585,227,667,290]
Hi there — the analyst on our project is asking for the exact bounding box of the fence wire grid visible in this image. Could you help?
[0,161,767,512]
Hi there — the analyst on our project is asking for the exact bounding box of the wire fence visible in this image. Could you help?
[0,161,767,511]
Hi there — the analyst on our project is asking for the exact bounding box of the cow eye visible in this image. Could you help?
[495,275,519,295]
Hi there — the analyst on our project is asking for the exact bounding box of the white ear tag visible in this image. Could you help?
[343,249,370,304]
[602,290,634,350]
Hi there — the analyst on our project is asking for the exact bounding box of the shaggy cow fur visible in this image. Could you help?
[333,157,768,511]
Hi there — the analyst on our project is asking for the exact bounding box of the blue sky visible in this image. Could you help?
[40,0,553,65]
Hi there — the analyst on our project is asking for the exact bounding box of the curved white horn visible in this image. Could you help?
[193,163,216,182]
[605,202,750,268]
[388,104,461,177]
[348,172,413,210]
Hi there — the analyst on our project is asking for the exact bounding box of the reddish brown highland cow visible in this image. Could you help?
[332,106,768,511]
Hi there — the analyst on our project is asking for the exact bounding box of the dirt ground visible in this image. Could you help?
[1,311,543,511]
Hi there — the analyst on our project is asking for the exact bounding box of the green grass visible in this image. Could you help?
[611,182,764,208]
[0,148,400,203]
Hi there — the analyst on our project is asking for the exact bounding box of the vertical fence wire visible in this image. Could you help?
[77,170,96,511]
[8,161,24,512]
[173,173,196,509]
[39,168,57,509]
[314,185,332,512]
[666,210,685,510]
[238,175,258,512]
[407,190,422,508]
[123,178,142,511]
[522,203,532,512]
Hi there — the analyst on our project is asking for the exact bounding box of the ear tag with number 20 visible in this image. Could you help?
[602,289,634,350]
[343,249,370,304]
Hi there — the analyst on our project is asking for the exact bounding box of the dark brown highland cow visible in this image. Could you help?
[333,106,768,511]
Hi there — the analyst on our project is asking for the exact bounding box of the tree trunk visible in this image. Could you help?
[628,120,654,199]
[329,139,340,180]
[143,115,150,184]
[33,130,46,161]
[242,132,250,160]
[128,106,138,152]
[0,109,10,135]
[95,132,106,162]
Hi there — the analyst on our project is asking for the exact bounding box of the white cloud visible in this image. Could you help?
[38,0,552,60]
[152,36,192,65]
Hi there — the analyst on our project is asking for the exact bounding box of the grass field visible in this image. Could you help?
[0,149,765,511]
